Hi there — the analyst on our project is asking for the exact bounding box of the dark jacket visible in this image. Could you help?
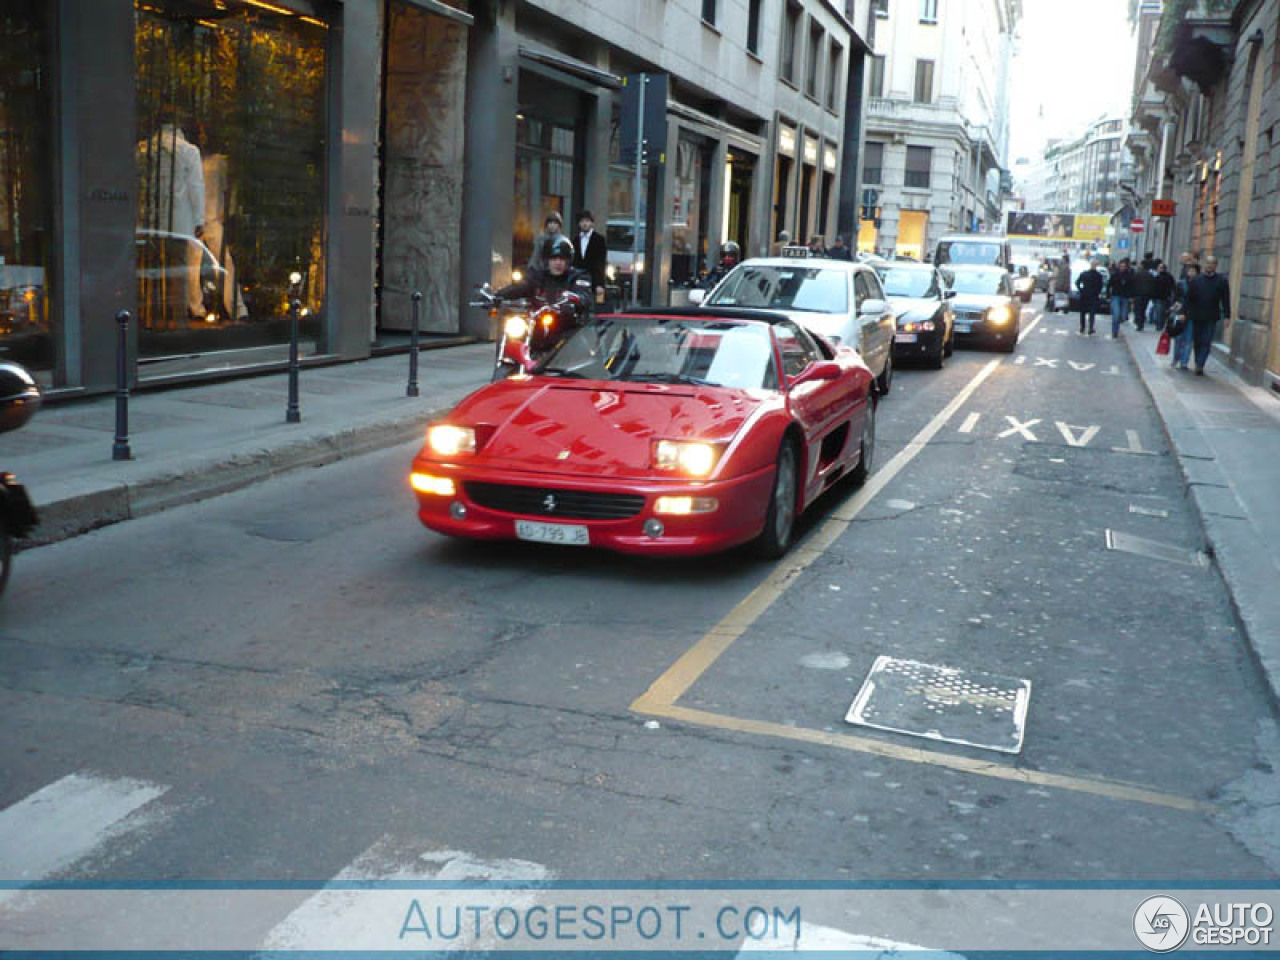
[572,230,608,290]
[1185,271,1231,329]
[1106,267,1134,298]
[828,244,853,261]
[495,266,594,308]
[1131,267,1155,299]
[1076,268,1104,302]
[1153,270,1177,302]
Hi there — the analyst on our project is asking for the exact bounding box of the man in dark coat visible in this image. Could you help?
[1151,261,1176,331]
[1105,258,1134,337]
[572,210,608,303]
[1184,254,1230,375]
[1075,260,1105,335]
[1131,259,1155,331]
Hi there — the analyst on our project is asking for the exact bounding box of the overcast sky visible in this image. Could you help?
[1008,0,1139,164]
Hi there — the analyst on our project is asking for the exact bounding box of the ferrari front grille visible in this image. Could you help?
[464,481,646,520]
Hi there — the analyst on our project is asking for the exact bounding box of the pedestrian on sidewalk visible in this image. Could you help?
[1131,257,1154,331]
[1171,261,1199,370]
[528,211,564,274]
[1184,254,1230,376]
[1075,259,1104,335]
[1106,258,1133,337]
[1151,261,1176,332]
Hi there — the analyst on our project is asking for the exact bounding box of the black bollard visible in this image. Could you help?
[286,297,301,423]
[407,290,422,397]
[112,310,132,461]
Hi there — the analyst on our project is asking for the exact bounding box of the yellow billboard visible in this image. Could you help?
[1005,211,1110,244]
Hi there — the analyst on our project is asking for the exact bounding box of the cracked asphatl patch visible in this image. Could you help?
[845,656,1031,754]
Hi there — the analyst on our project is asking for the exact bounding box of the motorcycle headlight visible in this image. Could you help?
[504,314,530,339]
[653,440,720,477]
[427,424,476,457]
[988,304,1014,325]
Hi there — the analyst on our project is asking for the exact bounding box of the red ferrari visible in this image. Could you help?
[410,308,877,558]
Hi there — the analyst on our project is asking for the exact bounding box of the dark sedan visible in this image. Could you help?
[942,266,1021,353]
[873,262,954,369]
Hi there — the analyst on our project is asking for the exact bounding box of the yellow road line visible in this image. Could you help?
[637,702,1216,814]
[630,311,1218,814]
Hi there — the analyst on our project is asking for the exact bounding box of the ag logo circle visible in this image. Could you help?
[1134,896,1190,952]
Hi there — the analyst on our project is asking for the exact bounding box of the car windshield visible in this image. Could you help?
[875,267,937,299]
[539,316,777,390]
[937,240,1004,266]
[706,265,848,314]
[947,270,1005,295]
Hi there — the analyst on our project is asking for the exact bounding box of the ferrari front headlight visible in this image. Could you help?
[653,440,720,477]
[427,424,476,457]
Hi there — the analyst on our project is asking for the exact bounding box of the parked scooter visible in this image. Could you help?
[0,362,40,596]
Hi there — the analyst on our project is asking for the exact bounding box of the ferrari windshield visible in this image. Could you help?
[875,267,938,299]
[706,265,849,314]
[946,270,1006,295]
[540,316,777,390]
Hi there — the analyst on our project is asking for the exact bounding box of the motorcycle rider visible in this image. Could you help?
[496,235,594,324]
[698,241,741,290]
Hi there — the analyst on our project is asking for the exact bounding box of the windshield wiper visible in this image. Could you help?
[625,372,714,386]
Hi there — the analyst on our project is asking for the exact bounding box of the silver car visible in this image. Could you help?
[941,265,1021,353]
[691,256,898,395]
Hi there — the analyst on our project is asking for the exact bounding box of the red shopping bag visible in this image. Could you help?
[1156,330,1171,355]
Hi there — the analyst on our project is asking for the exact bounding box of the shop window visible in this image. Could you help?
[0,1,54,381]
[897,210,928,259]
[670,136,713,287]
[514,113,578,271]
[135,0,329,367]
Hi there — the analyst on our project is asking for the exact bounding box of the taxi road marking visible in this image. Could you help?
[631,312,1215,814]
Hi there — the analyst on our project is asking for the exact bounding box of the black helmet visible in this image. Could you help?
[547,236,574,260]
[719,241,741,260]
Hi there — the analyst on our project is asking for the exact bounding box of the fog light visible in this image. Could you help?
[450,501,468,520]
[654,496,719,515]
[410,472,456,496]
[643,518,665,539]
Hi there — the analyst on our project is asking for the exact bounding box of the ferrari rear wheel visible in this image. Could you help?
[754,441,798,560]
[850,401,876,487]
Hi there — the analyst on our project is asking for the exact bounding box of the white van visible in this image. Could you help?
[934,234,1012,273]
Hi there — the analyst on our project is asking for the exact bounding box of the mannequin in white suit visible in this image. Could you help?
[137,119,206,323]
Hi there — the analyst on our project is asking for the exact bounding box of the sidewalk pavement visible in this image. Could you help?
[0,343,497,545]
[1126,329,1280,711]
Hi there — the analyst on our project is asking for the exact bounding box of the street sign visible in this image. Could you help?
[1152,199,1176,217]
[1130,218,1145,233]
[618,73,668,166]
[1117,238,1130,249]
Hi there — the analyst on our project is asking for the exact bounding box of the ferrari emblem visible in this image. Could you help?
[543,494,557,513]
[557,450,571,460]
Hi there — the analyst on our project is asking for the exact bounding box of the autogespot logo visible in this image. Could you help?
[1134,896,1191,952]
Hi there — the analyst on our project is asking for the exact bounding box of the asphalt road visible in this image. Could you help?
[2,305,1279,944]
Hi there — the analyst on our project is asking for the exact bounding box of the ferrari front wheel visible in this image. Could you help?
[754,441,798,560]
[850,400,876,487]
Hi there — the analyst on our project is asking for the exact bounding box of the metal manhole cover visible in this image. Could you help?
[1105,529,1209,567]
[845,656,1031,754]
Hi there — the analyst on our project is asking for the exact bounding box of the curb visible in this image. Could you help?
[1125,335,1280,714]
[26,395,467,549]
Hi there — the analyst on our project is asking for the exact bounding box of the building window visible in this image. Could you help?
[869,55,886,98]
[921,0,938,21]
[702,0,716,26]
[747,0,762,54]
[806,21,823,99]
[827,41,843,111]
[913,59,934,103]
[863,142,884,185]
[781,2,801,83]
[872,0,889,16]
[514,114,578,269]
[135,0,329,363]
[0,0,54,383]
[905,145,932,188]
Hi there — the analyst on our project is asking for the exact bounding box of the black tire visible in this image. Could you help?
[928,339,946,369]
[944,330,954,357]
[876,354,893,396]
[1001,334,1018,354]
[0,523,11,600]
[754,441,799,560]
[850,400,876,486]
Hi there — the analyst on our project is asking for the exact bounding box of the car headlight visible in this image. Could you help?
[427,424,476,457]
[653,440,720,477]
[504,314,530,339]
[606,264,617,281]
[988,304,1013,325]
[900,320,936,333]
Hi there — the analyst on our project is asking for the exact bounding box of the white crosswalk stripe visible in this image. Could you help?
[0,773,169,893]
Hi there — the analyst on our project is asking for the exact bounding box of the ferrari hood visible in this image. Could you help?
[452,380,763,477]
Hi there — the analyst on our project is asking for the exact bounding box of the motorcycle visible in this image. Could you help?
[0,361,41,597]
[471,284,588,380]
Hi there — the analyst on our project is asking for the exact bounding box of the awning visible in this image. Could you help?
[517,45,623,90]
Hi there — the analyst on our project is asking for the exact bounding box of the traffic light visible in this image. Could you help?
[860,188,879,224]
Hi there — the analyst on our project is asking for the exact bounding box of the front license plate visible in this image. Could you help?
[894,333,918,343]
[955,323,972,333]
[515,520,590,546]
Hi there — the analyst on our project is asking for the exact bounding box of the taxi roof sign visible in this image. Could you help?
[779,245,811,259]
